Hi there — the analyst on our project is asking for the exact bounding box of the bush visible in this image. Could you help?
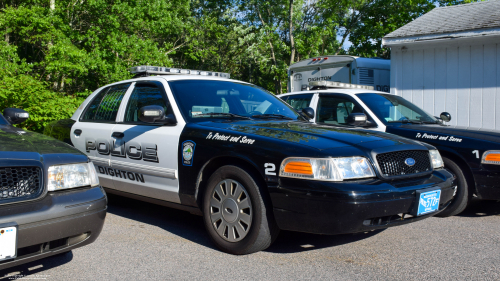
[0,74,84,132]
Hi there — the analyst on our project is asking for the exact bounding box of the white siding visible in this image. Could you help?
[483,44,496,129]
[392,42,500,129]
[423,49,435,114]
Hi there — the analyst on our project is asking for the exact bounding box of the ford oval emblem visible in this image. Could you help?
[405,158,416,166]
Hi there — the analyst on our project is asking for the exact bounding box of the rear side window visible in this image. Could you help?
[81,83,131,121]
[284,94,313,111]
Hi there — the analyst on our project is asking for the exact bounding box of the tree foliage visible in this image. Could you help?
[0,0,462,132]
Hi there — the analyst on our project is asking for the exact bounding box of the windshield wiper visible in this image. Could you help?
[195,113,251,119]
[387,120,423,124]
[251,114,294,120]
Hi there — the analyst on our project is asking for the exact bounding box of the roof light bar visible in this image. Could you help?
[308,81,374,90]
[129,65,230,79]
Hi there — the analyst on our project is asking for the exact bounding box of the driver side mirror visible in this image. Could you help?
[138,105,176,125]
[3,108,29,124]
[347,113,368,127]
[440,112,451,123]
[301,107,315,120]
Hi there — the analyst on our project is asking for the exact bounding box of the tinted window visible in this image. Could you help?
[81,83,131,121]
[316,95,364,125]
[284,94,313,111]
[169,80,301,122]
[357,93,437,124]
[0,114,9,125]
[124,84,169,122]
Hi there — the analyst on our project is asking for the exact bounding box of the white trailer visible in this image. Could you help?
[288,55,391,93]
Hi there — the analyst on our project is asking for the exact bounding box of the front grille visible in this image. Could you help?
[376,150,431,177]
[0,167,42,202]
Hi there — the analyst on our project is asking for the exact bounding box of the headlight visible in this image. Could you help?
[48,162,100,191]
[279,157,376,181]
[429,150,444,169]
[482,150,500,165]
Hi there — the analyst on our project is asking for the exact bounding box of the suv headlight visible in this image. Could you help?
[429,150,444,169]
[48,162,100,191]
[279,157,376,181]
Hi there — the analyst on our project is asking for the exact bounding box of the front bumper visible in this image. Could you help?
[0,186,107,270]
[269,169,456,235]
[472,166,500,200]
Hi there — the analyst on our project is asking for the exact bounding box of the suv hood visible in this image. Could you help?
[0,125,84,156]
[198,120,427,150]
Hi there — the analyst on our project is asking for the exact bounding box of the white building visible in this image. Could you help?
[382,0,500,129]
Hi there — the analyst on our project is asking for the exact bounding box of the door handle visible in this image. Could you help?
[74,129,82,135]
[112,132,124,138]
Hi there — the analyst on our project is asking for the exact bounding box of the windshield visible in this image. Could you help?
[168,80,303,122]
[356,93,438,124]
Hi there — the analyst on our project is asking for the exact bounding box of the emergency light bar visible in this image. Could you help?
[309,81,374,90]
[129,66,230,79]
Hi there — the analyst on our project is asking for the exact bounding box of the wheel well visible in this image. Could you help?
[438,150,476,195]
[195,157,267,207]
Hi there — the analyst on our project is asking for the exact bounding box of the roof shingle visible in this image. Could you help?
[384,0,500,39]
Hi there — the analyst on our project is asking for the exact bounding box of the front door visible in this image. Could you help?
[110,81,184,203]
[315,94,381,130]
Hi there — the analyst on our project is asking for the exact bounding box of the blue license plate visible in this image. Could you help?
[417,189,441,216]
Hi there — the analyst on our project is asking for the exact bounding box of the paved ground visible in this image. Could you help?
[2,195,500,280]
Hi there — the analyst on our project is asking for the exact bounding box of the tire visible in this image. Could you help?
[202,165,279,255]
[435,157,471,217]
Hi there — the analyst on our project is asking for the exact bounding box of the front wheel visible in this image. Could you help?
[202,165,279,255]
[436,157,471,217]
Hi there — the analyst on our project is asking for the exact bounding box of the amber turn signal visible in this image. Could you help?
[284,161,313,175]
[485,153,500,162]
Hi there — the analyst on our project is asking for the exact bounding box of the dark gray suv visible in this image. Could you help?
[0,108,106,270]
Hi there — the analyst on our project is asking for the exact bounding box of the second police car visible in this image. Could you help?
[279,81,500,217]
[45,66,456,255]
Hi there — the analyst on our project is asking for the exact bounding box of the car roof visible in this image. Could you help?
[279,89,390,97]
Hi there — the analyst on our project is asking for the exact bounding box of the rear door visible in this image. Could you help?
[71,83,132,188]
[110,81,183,203]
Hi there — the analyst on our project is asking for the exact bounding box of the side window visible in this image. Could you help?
[317,95,365,125]
[81,83,131,121]
[124,83,169,122]
[285,94,313,111]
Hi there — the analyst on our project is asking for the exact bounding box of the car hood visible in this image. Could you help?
[400,124,500,143]
[0,125,84,156]
[198,120,426,150]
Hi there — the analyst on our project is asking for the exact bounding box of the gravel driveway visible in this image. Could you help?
[2,194,499,280]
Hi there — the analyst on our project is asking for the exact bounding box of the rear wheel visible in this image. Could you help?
[436,157,471,217]
[202,165,279,255]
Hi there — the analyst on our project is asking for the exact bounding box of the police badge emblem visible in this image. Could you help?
[182,140,196,166]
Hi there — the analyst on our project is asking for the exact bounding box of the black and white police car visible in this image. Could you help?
[0,108,106,270]
[45,66,456,255]
[279,81,500,217]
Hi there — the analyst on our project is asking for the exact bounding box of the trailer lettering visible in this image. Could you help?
[308,76,332,82]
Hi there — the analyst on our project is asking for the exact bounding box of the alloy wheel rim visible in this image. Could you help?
[210,179,252,242]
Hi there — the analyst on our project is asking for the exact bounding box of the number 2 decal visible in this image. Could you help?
[472,150,479,159]
[265,163,276,175]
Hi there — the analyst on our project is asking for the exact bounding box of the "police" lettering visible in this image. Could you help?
[86,138,158,162]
